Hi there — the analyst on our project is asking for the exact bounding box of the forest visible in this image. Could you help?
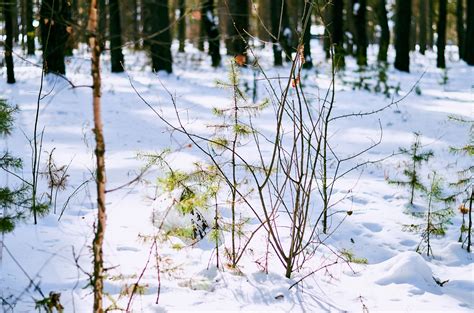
[0,0,473,312]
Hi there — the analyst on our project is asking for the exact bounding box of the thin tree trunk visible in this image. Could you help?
[354,0,367,66]
[88,0,107,311]
[464,0,474,65]
[109,0,125,72]
[345,0,356,56]
[436,0,447,68]
[467,190,472,252]
[26,0,35,55]
[332,0,345,68]
[457,0,465,60]
[201,0,221,67]
[4,0,16,83]
[377,0,390,62]
[428,0,434,49]
[395,0,412,72]
[178,0,186,52]
[302,0,313,69]
[419,0,427,54]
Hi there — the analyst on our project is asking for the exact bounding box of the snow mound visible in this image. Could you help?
[375,252,435,289]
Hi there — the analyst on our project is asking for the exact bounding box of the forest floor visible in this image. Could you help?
[1,42,473,312]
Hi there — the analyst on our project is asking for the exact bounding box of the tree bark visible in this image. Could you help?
[145,0,173,73]
[4,0,16,83]
[464,0,474,65]
[332,0,345,68]
[109,0,125,72]
[436,0,447,68]
[178,0,186,52]
[40,0,71,75]
[428,0,434,49]
[354,0,367,66]
[271,0,293,65]
[26,0,35,55]
[98,0,107,51]
[376,0,390,62]
[419,0,427,55]
[395,0,412,72]
[88,0,107,311]
[201,0,221,67]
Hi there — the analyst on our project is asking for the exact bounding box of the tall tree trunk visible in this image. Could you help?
[146,0,173,73]
[88,0,106,311]
[26,0,35,55]
[464,0,474,65]
[376,0,390,62]
[323,3,332,59]
[354,0,367,66]
[227,0,249,64]
[436,0,447,68]
[202,0,221,67]
[109,0,125,72]
[40,0,71,75]
[428,0,434,49]
[332,0,345,68]
[410,0,417,51]
[271,0,293,65]
[132,0,140,49]
[419,0,427,54]
[345,0,356,56]
[395,0,412,72]
[302,0,313,69]
[457,0,465,60]
[178,0,186,52]
[4,0,16,83]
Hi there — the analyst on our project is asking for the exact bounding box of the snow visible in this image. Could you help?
[0,41,473,312]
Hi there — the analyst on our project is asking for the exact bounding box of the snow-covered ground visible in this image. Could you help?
[1,42,473,312]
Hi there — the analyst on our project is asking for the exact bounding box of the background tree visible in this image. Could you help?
[376,0,390,62]
[201,0,221,67]
[26,0,35,55]
[354,0,368,66]
[419,0,428,54]
[40,0,72,75]
[4,0,16,83]
[177,0,186,52]
[109,0,125,72]
[395,0,412,72]
[271,0,293,66]
[99,0,107,51]
[456,0,465,60]
[301,0,313,69]
[436,0,447,68]
[227,0,249,64]
[464,0,474,65]
[332,0,345,68]
[146,0,173,73]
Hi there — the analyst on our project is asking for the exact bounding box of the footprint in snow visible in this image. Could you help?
[362,222,383,232]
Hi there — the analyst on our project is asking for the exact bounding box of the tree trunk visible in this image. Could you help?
[26,0,35,55]
[40,0,71,75]
[132,0,140,48]
[88,1,107,311]
[109,0,125,72]
[202,0,221,67]
[227,0,249,64]
[376,0,390,62]
[457,0,465,60]
[419,0,427,54]
[345,0,356,56]
[332,0,345,68]
[395,0,412,72]
[178,0,186,52]
[354,0,367,66]
[428,0,434,49]
[464,0,474,65]
[146,0,173,73]
[410,0,417,51]
[98,0,107,51]
[4,0,16,83]
[436,0,447,68]
[302,0,313,69]
[271,0,293,65]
